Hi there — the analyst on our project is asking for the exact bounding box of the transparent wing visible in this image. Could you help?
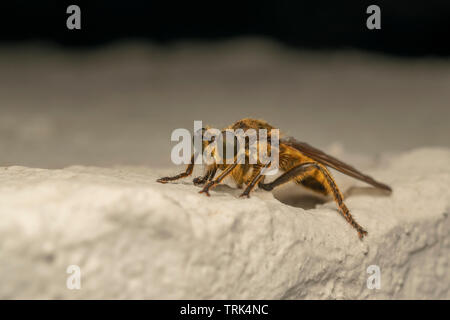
[281,136,392,192]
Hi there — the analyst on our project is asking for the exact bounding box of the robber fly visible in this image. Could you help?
[157,118,392,239]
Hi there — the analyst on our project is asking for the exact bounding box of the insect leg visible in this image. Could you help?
[199,164,237,196]
[258,162,315,191]
[193,166,217,186]
[207,166,218,180]
[239,162,271,198]
[193,173,209,186]
[156,154,196,184]
[259,162,368,239]
[298,175,329,196]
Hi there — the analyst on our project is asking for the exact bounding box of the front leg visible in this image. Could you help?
[193,175,208,186]
[157,154,195,183]
[199,164,237,196]
[193,167,217,186]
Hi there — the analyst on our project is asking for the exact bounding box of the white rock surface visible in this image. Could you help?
[0,148,449,299]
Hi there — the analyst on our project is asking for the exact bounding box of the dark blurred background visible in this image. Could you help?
[1,1,450,56]
[0,1,449,169]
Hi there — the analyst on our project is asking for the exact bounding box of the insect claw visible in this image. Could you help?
[358,230,368,239]
[199,186,211,196]
[239,193,250,198]
[193,177,206,186]
[199,190,210,197]
[156,178,168,184]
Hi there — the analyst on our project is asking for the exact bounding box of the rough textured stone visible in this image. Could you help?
[0,148,449,299]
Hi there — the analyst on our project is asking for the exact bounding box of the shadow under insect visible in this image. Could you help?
[273,184,392,210]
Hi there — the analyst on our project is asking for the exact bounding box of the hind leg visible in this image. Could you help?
[299,173,329,196]
[259,162,368,239]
